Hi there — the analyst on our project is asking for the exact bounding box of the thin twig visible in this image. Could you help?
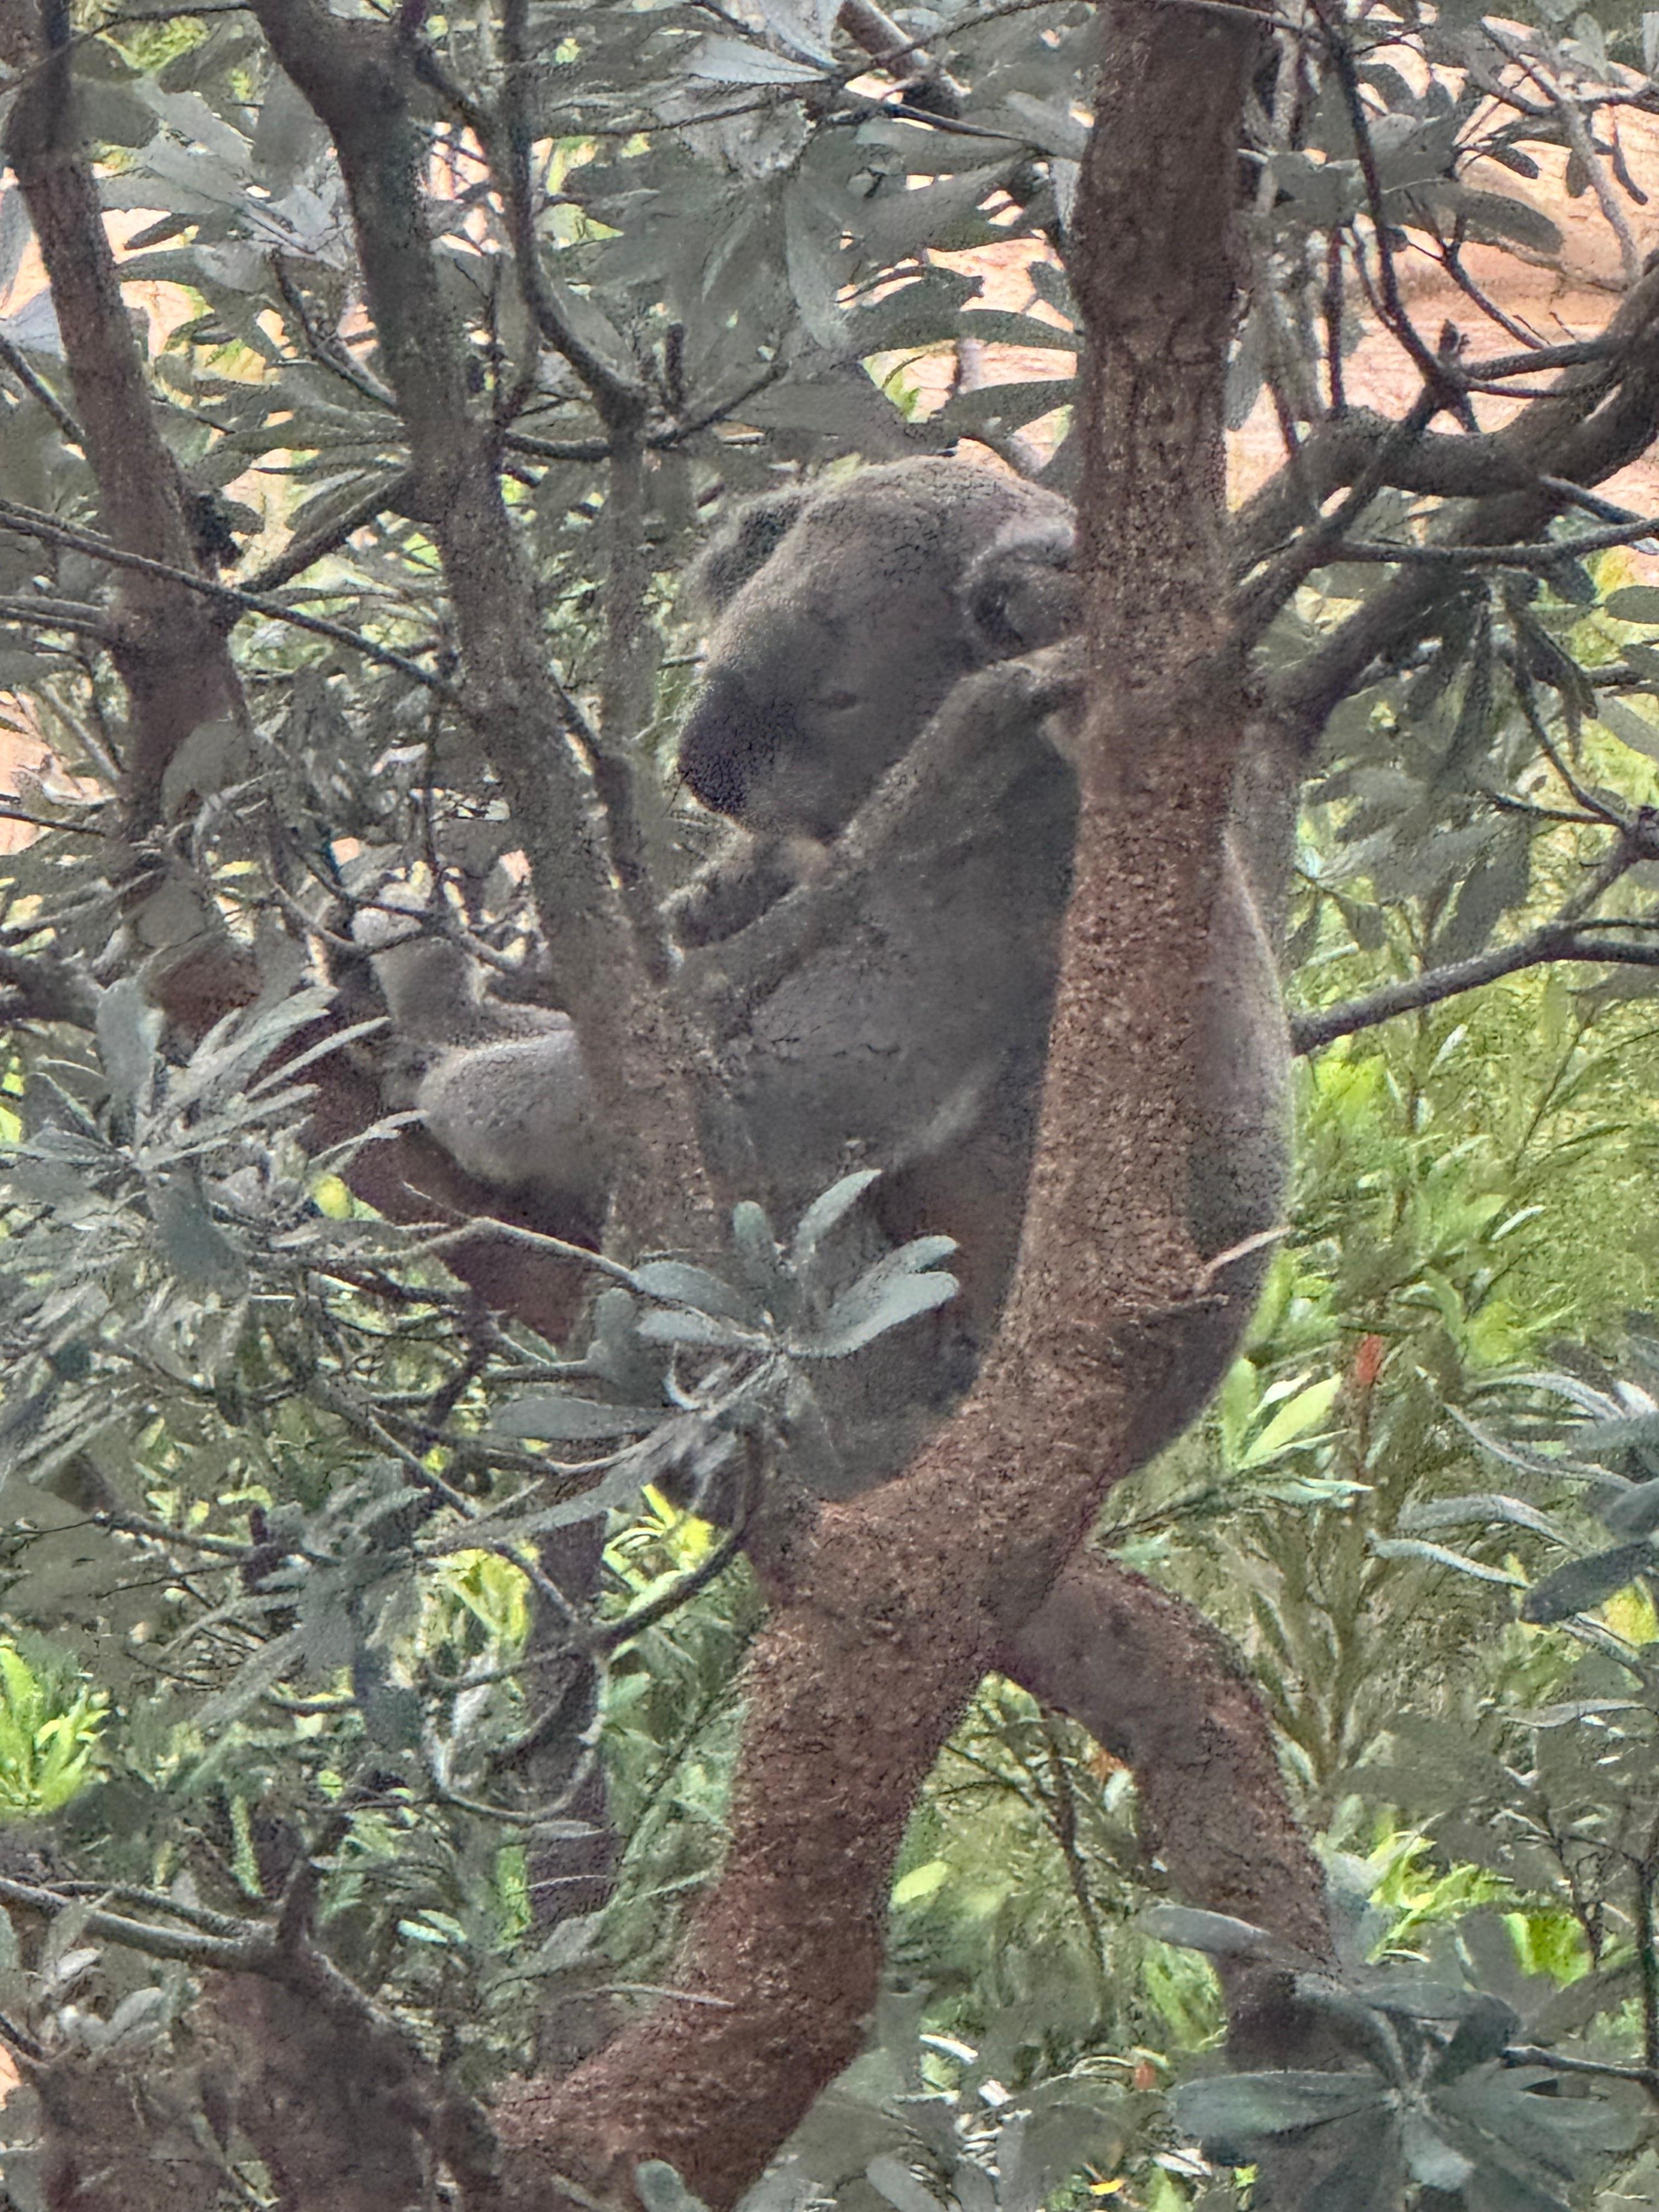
[0,592,109,639]
[1293,927,1659,1055]
[0,495,457,693]
[1504,2045,1659,2086]
[0,327,82,442]
[1327,510,1659,569]
[243,471,415,596]
[1313,1,1447,389]
[1487,24,1642,287]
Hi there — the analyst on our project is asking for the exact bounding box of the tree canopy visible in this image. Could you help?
[6,3,1659,2209]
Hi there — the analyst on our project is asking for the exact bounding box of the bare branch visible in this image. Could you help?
[0,593,109,640]
[1232,408,1543,576]
[1322,510,1659,569]
[0,1869,271,1970]
[0,326,82,442]
[1293,924,1659,1054]
[1267,258,1659,751]
[242,471,415,596]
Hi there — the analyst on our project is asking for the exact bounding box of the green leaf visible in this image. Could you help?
[891,1858,950,1906]
[1401,2112,1474,2191]
[630,1260,754,1323]
[1430,1995,1520,2084]
[635,2161,712,2212]
[1398,1493,1567,1543]
[1239,1373,1344,1464]
[850,269,981,355]
[1596,695,1659,759]
[1520,1539,1656,1624]
[191,1625,308,1733]
[95,979,161,1115]
[1141,1904,1283,1961]
[1437,2063,1634,2182]
[1435,825,1531,963]
[1410,180,1562,254]
[957,307,1080,352]
[489,1396,660,1443]
[1172,2070,1389,2152]
[1507,601,1595,727]
[865,2155,945,2212]
[636,1307,769,1350]
[754,0,838,66]
[783,172,850,351]
[1601,1476,1659,1535]
[1605,585,1659,623]
[939,377,1076,434]
[790,1170,879,1276]
[792,1240,958,1359]
[793,1268,957,1359]
[857,170,1018,264]
[729,1201,791,1318]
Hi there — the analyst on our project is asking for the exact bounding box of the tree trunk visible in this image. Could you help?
[495,5,1273,2203]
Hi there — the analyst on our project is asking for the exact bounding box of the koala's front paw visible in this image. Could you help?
[953,640,1086,735]
[666,833,831,950]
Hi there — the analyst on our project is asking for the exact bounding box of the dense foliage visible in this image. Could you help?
[6,0,1659,2206]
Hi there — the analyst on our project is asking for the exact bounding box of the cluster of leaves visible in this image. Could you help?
[12,0,1659,2202]
[1164,1895,1637,2212]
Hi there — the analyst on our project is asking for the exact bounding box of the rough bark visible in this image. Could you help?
[494,7,1271,2203]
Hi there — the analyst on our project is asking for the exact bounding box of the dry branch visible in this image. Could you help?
[1266,259,1659,748]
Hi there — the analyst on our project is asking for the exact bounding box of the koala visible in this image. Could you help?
[349,893,606,1216]
[356,459,1289,1494]
[667,458,1291,1487]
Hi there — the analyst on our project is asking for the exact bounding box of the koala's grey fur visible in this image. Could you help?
[359,459,1289,1494]
[669,458,1290,1488]
[352,895,604,1214]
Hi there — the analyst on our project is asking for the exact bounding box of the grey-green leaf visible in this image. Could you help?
[489,1396,660,1443]
[1173,2070,1389,2151]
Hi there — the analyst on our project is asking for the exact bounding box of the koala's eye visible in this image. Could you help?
[816,690,861,713]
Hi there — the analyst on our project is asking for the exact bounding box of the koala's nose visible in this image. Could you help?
[678,673,798,821]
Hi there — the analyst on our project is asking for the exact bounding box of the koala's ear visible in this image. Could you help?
[685,486,813,613]
[963,514,1081,661]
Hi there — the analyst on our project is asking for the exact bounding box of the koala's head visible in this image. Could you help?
[677,459,1074,840]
